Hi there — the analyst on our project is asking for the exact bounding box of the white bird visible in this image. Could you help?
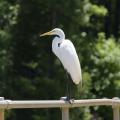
[40,28,82,100]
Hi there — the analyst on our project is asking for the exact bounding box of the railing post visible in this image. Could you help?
[112,97,120,120]
[0,97,4,120]
[60,97,69,120]
[113,106,119,120]
[62,107,69,120]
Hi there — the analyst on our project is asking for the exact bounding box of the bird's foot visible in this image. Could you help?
[60,96,74,104]
[66,97,74,104]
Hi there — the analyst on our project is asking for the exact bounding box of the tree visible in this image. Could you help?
[0,0,120,120]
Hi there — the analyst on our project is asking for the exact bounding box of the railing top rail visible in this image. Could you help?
[0,98,120,109]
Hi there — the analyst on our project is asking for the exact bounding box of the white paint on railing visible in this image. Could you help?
[0,98,120,109]
[0,97,119,120]
[0,97,4,120]
[62,107,69,120]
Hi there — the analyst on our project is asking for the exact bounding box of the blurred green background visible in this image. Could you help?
[0,0,120,119]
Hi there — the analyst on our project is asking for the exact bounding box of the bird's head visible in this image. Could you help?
[40,28,65,39]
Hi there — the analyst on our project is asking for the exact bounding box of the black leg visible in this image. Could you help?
[65,72,72,102]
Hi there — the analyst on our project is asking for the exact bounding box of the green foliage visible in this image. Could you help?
[88,33,120,119]
[94,33,120,70]
[0,0,120,120]
[91,33,120,93]
[90,5,108,16]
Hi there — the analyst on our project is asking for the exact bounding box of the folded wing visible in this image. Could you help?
[53,40,82,85]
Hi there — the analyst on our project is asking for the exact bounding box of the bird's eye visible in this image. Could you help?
[55,35,60,38]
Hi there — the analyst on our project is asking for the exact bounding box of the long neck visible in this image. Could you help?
[52,30,65,54]
[52,36,63,45]
[52,35,65,51]
[54,32,65,41]
[58,32,65,40]
[52,32,65,49]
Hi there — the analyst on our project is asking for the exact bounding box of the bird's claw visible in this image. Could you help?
[68,99,74,104]
[66,97,74,104]
[60,96,74,104]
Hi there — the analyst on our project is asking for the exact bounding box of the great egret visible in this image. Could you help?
[40,28,82,101]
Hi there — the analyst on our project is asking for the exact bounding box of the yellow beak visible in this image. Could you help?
[40,31,54,37]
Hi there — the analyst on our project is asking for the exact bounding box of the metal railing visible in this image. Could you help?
[0,97,120,120]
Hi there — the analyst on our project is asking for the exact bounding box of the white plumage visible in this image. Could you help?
[40,28,82,85]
